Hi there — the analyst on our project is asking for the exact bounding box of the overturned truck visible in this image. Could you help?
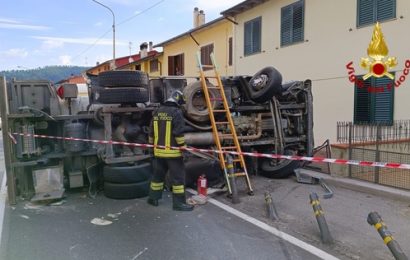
[0,67,313,203]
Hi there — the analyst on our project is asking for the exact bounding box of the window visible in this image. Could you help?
[357,0,396,27]
[200,44,214,70]
[150,59,159,73]
[244,17,261,56]
[354,76,394,124]
[168,54,184,76]
[228,37,233,66]
[281,0,304,46]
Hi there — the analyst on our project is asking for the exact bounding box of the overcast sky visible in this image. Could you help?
[0,0,243,70]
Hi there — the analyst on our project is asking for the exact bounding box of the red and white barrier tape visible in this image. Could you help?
[10,132,410,170]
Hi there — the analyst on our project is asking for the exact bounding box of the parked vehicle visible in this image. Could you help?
[0,67,313,201]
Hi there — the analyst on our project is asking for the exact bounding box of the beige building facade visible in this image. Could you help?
[222,0,410,144]
[154,12,234,79]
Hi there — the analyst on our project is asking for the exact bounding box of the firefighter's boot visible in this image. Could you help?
[172,194,194,211]
[147,181,163,207]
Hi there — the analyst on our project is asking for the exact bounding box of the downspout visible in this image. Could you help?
[189,32,200,46]
[223,16,238,76]
[158,60,162,76]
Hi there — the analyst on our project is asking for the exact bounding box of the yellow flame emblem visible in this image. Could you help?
[360,22,397,80]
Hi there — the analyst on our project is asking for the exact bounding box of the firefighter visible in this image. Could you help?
[147,90,194,211]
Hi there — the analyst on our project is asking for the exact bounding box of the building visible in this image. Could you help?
[117,42,163,78]
[154,8,234,78]
[87,43,160,77]
[56,74,86,84]
[221,0,409,143]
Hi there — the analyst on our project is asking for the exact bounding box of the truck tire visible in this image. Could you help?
[103,163,152,184]
[259,159,301,179]
[99,70,148,88]
[258,148,300,178]
[94,87,149,104]
[249,67,282,103]
[183,81,221,123]
[103,180,150,199]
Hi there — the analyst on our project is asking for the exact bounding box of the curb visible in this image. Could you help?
[299,169,410,202]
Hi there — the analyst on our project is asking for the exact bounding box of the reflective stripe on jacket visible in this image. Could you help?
[149,103,186,158]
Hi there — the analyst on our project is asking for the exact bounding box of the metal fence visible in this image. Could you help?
[337,121,410,190]
[337,120,410,144]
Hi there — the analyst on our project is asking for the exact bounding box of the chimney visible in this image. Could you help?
[149,41,153,51]
[140,42,148,58]
[193,7,199,28]
[198,10,205,27]
[96,61,100,66]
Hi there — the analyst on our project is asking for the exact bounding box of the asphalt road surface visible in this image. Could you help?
[0,189,322,260]
[0,134,329,260]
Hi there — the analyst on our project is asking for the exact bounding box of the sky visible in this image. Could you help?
[0,0,244,70]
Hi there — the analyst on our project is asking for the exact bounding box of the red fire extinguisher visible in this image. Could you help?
[197,174,207,196]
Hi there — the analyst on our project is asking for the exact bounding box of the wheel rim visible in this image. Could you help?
[251,74,269,91]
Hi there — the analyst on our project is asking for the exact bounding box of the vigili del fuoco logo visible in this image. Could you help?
[346,22,409,93]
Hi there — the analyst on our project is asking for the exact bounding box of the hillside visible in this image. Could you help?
[0,66,90,83]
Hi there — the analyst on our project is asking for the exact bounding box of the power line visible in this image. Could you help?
[117,0,165,26]
[71,0,166,62]
[71,28,111,62]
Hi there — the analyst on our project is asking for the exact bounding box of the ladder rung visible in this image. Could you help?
[206,86,220,89]
[229,172,246,177]
[201,65,214,69]
[225,159,242,163]
[221,146,237,150]
[219,133,233,138]
[215,121,229,125]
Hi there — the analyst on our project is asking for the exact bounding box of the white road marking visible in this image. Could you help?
[0,173,7,245]
[187,189,339,260]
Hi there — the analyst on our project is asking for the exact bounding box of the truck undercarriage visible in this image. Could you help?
[0,67,313,202]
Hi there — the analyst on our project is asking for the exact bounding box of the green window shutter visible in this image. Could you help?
[244,21,252,55]
[372,76,394,124]
[281,1,304,46]
[292,0,304,43]
[244,17,261,56]
[354,79,372,123]
[281,6,292,46]
[376,0,396,22]
[358,0,375,27]
[357,0,396,27]
[353,76,394,124]
[253,18,261,53]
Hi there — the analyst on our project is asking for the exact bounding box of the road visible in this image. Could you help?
[0,134,329,260]
[0,192,321,260]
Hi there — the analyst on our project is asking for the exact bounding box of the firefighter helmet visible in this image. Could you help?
[166,90,186,106]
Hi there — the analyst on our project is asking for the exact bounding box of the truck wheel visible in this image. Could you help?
[258,149,300,178]
[103,163,152,184]
[183,81,221,123]
[249,67,282,103]
[94,87,149,104]
[103,181,150,199]
[99,70,148,88]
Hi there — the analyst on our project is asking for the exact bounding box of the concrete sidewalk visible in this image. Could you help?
[300,168,410,202]
[218,173,410,260]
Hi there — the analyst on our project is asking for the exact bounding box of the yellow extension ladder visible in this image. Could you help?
[196,52,253,196]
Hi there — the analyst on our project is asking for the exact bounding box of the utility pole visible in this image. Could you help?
[92,0,116,70]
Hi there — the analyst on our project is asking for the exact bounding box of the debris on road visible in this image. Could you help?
[19,214,30,219]
[294,168,334,199]
[188,194,207,205]
[91,218,112,226]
